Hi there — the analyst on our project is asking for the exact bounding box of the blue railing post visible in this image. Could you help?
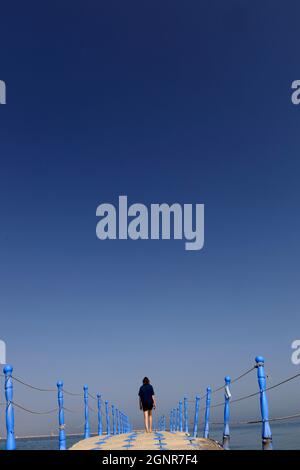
[112,405,116,435]
[57,381,66,450]
[255,356,273,450]
[116,408,120,434]
[179,400,183,432]
[169,410,173,432]
[184,397,188,434]
[173,409,176,432]
[105,400,110,436]
[203,386,211,439]
[118,409,121,434]
[176,407,179,431]
[83,385,90,439]
[97,393,102,436]
[193,395,200,438]
[3,365,16,450]
[223,376,231,450]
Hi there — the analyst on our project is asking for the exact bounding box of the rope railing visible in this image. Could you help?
[167,356,300,450]
[169,363,257,437]
[62,388,81,397]
[9,373,115,411]
[11,401,58,415]
[88,392,97,401]
[203,370,300,411]
[3,356,300,451]
[63,406,82,414]
[11,375,57,392]
[200,366,256,399]
[186,366,257,406]
[10,375,105,406]
[1,364,133,450]
[208,390,259,409]
[88,405,97,414]
[265,371,300,392]
[247,413,300,424]
[10,373,104,402]
[208,411,300,426]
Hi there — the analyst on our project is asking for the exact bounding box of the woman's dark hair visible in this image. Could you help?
[143,377,150,385]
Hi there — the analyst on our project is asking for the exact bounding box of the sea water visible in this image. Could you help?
[0,421,300,450]
[209,421,300,450]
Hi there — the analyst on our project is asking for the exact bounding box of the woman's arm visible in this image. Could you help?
[139,397,142,410]
[152,395,156,409]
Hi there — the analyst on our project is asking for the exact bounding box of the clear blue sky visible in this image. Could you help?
[0,1,300,435]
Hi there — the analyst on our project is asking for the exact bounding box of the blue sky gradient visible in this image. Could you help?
[0,1,300,435]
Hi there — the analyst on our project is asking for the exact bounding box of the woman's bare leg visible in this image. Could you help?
[143,411,149,432]
[149,410,153,432]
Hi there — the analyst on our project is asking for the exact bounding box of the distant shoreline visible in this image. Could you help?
[0,433,98,441]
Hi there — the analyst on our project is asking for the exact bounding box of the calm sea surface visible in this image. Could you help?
[0,421,300,450]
